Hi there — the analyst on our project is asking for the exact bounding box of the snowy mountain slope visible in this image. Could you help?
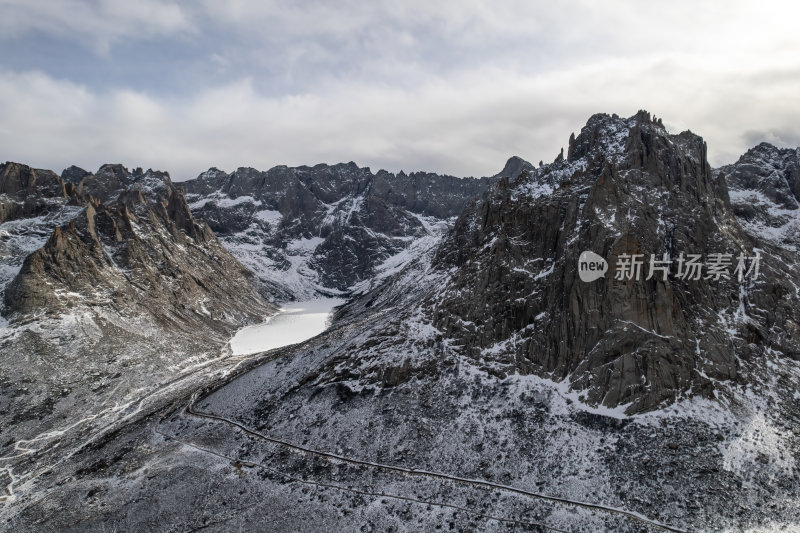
[0,157,489,525]
[277,111,799,414]
[12,181,798,531]
[716,143,800,252]
[0,163,276,510]
[159,113,797,531]
[181,163,492,300]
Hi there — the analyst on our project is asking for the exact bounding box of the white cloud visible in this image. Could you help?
[2,53,799,181]
[0,1,799,178]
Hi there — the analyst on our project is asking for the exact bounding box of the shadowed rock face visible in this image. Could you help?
[61,165,91,185]
[0,162,75,223]
[0,163,65,198]
[185,163,490,222]
[428,111,800,413]
[722,143,800,208]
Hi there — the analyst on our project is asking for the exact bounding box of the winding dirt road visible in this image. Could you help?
[158,386,691,533]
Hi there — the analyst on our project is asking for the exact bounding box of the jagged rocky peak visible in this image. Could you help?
[369,168,492,219]
[3,177,271,333]
[184,162,489,221]
[427,110,799,413]
[494,155,534,181]
[185,166,230,196]
[567,110,695,168]
[0,161,79,224]
[1,161,67,198]
[61,164,91,185]
[3,202,116,317]
[166,185,214,242]
[0,162,275,511]
[296,162,371,202]
[180,161,492,298]
[75,163,173,203]
[720,142,800,206]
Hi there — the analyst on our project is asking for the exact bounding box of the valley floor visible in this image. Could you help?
[4,305,797,533]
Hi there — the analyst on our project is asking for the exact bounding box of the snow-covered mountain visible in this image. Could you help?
[426,112,799,413]
[0,158,491,521]
[180,163,492,300]
[716,142,800,252]
[2,112,799,532]
[0,161,276,511]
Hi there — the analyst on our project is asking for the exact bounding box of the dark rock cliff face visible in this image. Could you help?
[722,143,800,207]
[0,162,76,224]
[0,163,66,199]
[420,112,800,413]
[181,162,492,298]
[61,165,91,185]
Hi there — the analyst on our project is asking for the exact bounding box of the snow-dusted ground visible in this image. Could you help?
[229,297,345,355]
[727,188,800,251]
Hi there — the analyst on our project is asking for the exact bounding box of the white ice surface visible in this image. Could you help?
[229,297,345,355]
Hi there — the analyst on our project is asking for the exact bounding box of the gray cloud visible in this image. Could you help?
[0,1,799,179]
[742,128,800,152]
[0,0,191,53]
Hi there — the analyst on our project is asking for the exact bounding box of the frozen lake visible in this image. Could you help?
[229,297,345,355]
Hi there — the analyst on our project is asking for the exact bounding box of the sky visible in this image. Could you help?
[1,1,799,181]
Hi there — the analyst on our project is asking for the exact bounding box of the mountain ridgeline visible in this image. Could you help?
[1,112,798,415]
[1,111,799,531]
[246,111,799,417]
[180,163,492,298]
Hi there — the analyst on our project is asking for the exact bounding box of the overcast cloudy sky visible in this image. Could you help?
[1,1,799,180]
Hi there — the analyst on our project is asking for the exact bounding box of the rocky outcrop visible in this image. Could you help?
[4,182,273,335]
[298,112,799,415]
[61,165,91,185]
[494,155,534,181]
[368,169,493,219]
[1,162,64,198]
[427,111,800,413]
[0,162,77,223]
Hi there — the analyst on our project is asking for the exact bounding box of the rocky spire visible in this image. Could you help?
[429,111,799,413]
